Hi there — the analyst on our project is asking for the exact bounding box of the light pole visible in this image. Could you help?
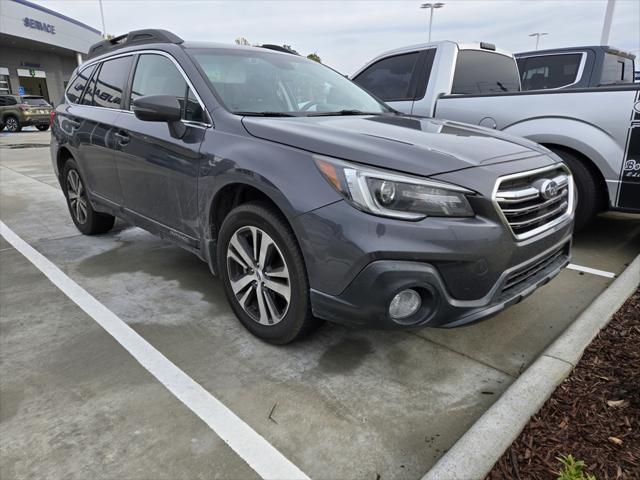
[529,32,548,50]
[420,3,445,43]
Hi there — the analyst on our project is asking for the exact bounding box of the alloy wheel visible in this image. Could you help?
[6,117,18,132]
[226,226,291,325]
[66,169,88,224]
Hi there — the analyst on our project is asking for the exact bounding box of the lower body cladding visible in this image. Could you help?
[296,200,573,329]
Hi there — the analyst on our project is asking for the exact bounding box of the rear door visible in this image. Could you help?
[65,55,133,206]
[113,52,208,241]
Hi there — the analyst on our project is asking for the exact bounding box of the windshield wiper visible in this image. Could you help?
[234,111,297,117]
[306,109,385,117]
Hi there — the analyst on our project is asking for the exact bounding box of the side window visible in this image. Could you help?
[518,54,583,90]
[130,53,206,123]
[0,96,7,106]
[353,52,420,101]
[66,64,96,103]
[89,56,133,109]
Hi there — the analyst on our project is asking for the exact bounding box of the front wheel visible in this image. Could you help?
[62,159,115,235]
[5,116,21,133]
[36,124,50,131]
[217,202,320,344]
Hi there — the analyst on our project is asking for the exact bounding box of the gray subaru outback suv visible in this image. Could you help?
[51,30,574,344]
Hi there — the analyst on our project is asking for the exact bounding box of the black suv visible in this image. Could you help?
[51,30,574,344]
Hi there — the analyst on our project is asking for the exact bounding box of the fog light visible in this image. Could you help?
[389,289,421,319]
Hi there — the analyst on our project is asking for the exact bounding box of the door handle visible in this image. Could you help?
[114,131,130,145]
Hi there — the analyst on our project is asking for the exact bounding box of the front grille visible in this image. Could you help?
[501,243,568,294]
[494,165,573,239]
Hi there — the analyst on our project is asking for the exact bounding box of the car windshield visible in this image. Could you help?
[189,48,391,116]
[21,97,50,106]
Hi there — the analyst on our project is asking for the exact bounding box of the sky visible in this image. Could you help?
[30,0,640,75]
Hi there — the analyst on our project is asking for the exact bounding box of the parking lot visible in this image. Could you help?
[1,129,638,479]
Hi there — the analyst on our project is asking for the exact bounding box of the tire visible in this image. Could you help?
[36,124,49,131]
[5,116,21,133]
[0,123,5,132]
[552,149,603,232]
[62,158,115,235]
[217,202,320,344]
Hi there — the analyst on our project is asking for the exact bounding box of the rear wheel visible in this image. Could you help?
[551,149,603,232]
[36,124,49,131]
[5,116,21,133]
[62,158,115,235]
[217,202,320,344]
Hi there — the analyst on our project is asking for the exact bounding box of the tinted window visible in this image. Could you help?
[601,53,634,85]
[353,52,420,101]
[0,96,17,106]
[517,54,582,90]
[451,51,520,94]
[90,56,133,109]
[66,64,96,103]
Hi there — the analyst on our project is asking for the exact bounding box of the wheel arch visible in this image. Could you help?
[540,143,610,210]
[203,180,301,275]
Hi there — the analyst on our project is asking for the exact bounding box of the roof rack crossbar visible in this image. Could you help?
[87,29,184,59]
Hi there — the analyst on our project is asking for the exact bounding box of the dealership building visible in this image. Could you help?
[0,0,102,104]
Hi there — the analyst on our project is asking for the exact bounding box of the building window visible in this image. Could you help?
[0,67,11,95]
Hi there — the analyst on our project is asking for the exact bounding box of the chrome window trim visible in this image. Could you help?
[65,49,213,128]
[518,52,587,90]
[492,163,575,241]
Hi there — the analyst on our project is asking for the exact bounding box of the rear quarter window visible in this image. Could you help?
[601,53,634,85]
[451,50,520,94]
[66,64,96,104]
[87,56,133,109]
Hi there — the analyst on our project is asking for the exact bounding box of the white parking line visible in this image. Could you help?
[0,220,309,480]
[567,263,616,278]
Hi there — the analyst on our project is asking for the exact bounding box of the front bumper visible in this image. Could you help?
[21,115,50,127]
[310,237,571,329]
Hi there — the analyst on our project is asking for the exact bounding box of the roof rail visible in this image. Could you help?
[87,29,184,59]
[259,44,299,55]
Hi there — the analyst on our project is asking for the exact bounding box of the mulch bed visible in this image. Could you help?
[487,288,640,480]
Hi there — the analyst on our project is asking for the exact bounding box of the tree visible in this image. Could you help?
[235,37,250,46]
[306,52,322,63]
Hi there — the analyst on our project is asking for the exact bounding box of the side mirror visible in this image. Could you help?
[132,95,186,138]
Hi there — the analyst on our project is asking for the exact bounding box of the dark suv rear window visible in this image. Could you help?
[451,50,520,94]
[87,56,133,109]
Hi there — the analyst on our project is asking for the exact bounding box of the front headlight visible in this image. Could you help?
[314,155,475,220]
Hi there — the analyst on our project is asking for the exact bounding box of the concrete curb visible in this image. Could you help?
[422,254,640,480]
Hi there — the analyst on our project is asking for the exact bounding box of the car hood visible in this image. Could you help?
[241,115,549,177]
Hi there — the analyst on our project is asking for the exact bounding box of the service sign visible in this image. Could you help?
[23,17,56,34]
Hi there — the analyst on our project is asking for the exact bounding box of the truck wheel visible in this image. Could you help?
[217,202,320,344]
[62,159,115,235]
[552,149,603,232]
[5,116,21,133]
[36,124,49,131]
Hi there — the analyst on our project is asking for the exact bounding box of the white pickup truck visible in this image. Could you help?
[352,41,640,229]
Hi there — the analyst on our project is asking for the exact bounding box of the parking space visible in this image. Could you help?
[1,131,639,479]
